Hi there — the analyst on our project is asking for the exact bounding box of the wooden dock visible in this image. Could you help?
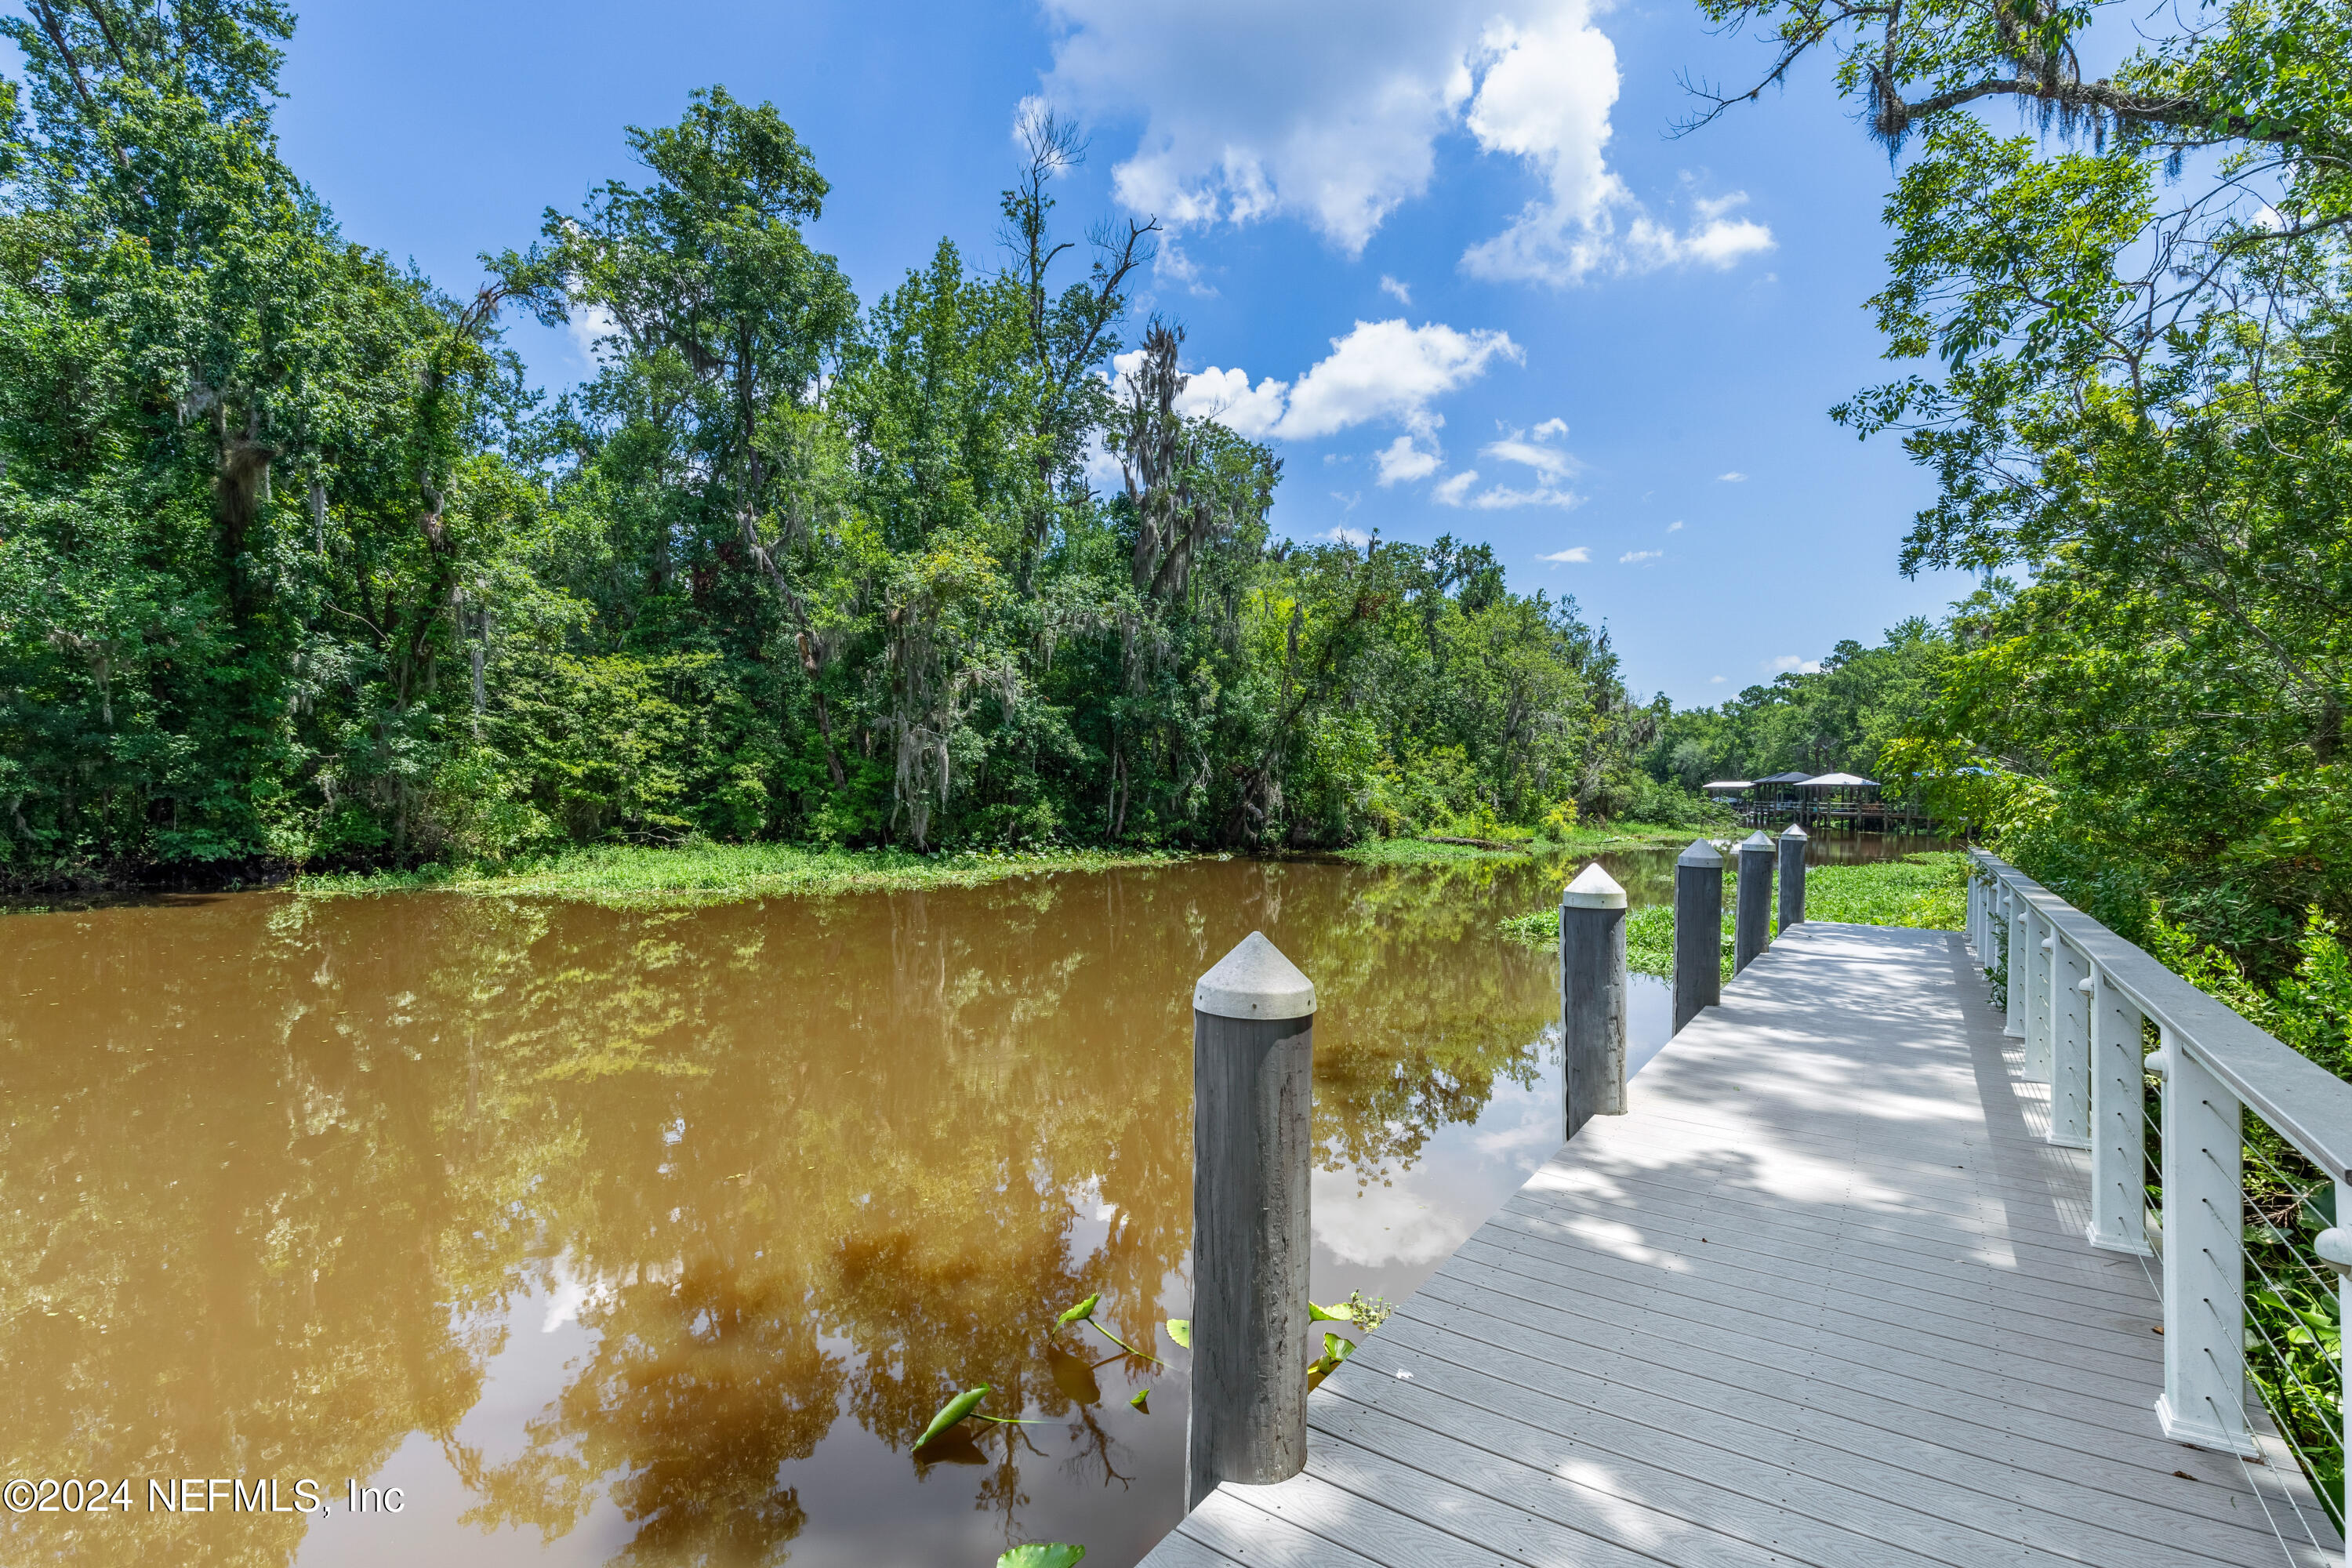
[1142,922,2343,1568]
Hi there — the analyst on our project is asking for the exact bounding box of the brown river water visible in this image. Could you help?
[0,834,1936,1568]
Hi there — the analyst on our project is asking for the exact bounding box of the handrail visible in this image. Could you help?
[1970,849,2352,1181]
[1970,846,2352,1537]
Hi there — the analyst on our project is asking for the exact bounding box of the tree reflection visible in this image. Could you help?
[0,851,1570,1566]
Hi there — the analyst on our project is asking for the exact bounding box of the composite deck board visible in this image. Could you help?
[1406,1272,2270,1535]
[1139,922,2339,1568]
[1465,1215,2169,1385]
[1413,1258,2256,1496]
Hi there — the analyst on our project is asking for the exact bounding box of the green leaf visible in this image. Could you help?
[1130,1388,1149,1413]
[1163,1318,1191,1348]
[1056,1292,1101,1328]
[916,1385,990,1450]
[999,1546,1086,1568]
[1323,1332,1357,1363]
[1308,1301,1349,1322]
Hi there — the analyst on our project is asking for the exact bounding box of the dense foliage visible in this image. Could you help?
[1700,0,2352,1034]
[0,4,1673,883]
[1642,619,1947,792]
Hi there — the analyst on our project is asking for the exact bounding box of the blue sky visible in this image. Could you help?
[270,0,1976,708]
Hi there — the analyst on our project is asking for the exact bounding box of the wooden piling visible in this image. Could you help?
[1672,839,1723,1034]
[1561,863,1628,1138]
[1187,932,1314,1511]
[1734,830,1774,974]
[1777,823,1808,933]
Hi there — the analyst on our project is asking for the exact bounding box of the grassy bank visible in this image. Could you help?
[1334,822,1715,867]
[296,821,1724,909]
[1498,851,1969,979]
[297,841,1192,909]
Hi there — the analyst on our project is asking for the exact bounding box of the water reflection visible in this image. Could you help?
[0,855,1580,1568]
[0,840,1945,1566]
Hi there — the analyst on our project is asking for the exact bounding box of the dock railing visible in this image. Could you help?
[1969,849,2352,1548]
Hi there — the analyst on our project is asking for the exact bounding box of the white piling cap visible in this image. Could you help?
[1677,837,1723,867]
[1561,863,1627,909]
[1739,831,1775,856]
[1778,822,1809,840]
[1194,931,1316,1020]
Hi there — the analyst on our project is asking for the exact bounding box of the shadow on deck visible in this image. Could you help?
[1142,922,2342,1568]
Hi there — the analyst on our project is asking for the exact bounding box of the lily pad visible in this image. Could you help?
[999,1546,1086,1568]
[1163,1318,1191,1348]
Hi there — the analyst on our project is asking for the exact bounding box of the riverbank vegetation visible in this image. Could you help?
[1499,851,1968,977]
[1666,0,2352,1070]
[0,5,1703,892]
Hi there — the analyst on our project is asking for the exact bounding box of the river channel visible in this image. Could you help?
[0,834,1936,1568]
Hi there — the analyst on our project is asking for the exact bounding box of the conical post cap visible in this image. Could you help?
[1738,830,1774,854]
[1778,822,1809,840]
[1677,837,1724,867]
[1194,931,1316,1020]
[1561,863,1627,909]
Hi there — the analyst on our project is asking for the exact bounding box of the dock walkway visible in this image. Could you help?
[1142,922,2340,1568]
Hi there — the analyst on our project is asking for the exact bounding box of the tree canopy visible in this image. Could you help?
[0,3,1691,882]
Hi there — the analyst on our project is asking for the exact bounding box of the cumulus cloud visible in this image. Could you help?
[1770,655,1824,674]
[1709,674,1726,683]
[1170,362,1290,438]
[1374,435,1442,485]
[1667,520,1684,532]
[1380,274,1413,304]
[1717,470,1747,482]
[1116,319,1518,451]
[1279,318,1519,438]
[1538,546,1592,563]
[1327,524,1372,546]
[1620,549,1661,564]
[1038,0,1773,280]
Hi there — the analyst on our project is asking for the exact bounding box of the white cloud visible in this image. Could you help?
[1482,435,1577,482]
[1120,319,1517,450]
[1532,417,1568,438]
[1433,470,1479,506]
[1279,318,1519,438]
[1709,674,1726,684]
[567,301,619,364]
[1770,655,1824,674]
[1038,1,1773,281]
[1379,274,1413,304]
[1443,477,1581,510]
[1619,549,1661,564]
[1327,524,1371,546]
[1538,546,1592,563]
[1177,364,1290,438]
[1374,435,1442,485]
[1666,520,1684,532]
[1717,470,1747,482]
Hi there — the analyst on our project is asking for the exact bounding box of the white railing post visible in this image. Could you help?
[2050,936,2092,1149]
[2003,885,2027,1040]
[2024,909,2054,1082]
[2086,969,2152,1254]
[2154,1033,2257,1454]
[1966,859,1983,956]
